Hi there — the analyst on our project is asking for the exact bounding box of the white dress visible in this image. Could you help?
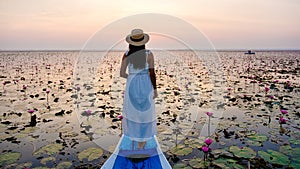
[101,50,171,169]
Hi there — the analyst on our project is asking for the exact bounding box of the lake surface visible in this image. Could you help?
[0,50,299,168]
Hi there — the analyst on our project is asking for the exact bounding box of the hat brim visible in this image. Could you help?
[126,33,149,46]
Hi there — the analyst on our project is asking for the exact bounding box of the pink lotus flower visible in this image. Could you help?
[205,138,213,145]
[206,112,213,117]
[117,115,123,120]
[269,95,275,99]
[279,116,287,124]
[265,87,270,93]
[85,109,92,115]
[201,146,209,153]
[23,85,27,90]
[27,109,35,114]
[46,89,50,94]
[280,109,288,115]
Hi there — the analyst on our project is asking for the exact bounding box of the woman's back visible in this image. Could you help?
[127,50,150,74]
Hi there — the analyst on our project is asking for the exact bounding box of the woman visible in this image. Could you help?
[101,29,171,169]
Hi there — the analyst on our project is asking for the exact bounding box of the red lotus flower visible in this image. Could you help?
[206,112,213,117]
[85,109,92,115]
[279,116,287,124]
[280,109,288,115]
[205,138,213,145]
[23,85,27,90]
[27,109,35,113]
[265,87,270,92]
[201,146,209,153]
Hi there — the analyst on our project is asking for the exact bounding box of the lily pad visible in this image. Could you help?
[211,149,233,158]
[40,156,56,165]
[78,147,103,161]
[188,158,206,168]
[289,138,300,145]
[0,152,21,166]
[279,145,293,156]
[32,167,49,169]
[258,150,289,166]
[229,146,256,159]
[173,163,192,169]
[170,144,193,156]
[290,158,300,169]
[213,158,244,169]
[247,140,263,146]
[33,143,63,157]
[184,138,203,149]
[56,161,72,169]
[248,134,268,142]
[19,127,37,134]
[15,162,32,169]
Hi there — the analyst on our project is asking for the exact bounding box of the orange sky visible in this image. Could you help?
[0,0,299,50]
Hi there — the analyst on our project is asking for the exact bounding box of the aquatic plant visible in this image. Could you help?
[205,111,213,136]
[280,109,288,115]
[279,116,287,124]
[46,89,50,104]
[204,138,213,146]
[117,115,123,120]
[201,145,209,162]
[27,109,35,114]
[264,86,270,94]
[2,81,7,91]
[258,150,289,166]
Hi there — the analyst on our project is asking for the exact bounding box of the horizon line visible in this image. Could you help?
[1,48,300,52]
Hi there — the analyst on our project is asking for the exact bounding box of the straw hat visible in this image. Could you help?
[126,29,149,46]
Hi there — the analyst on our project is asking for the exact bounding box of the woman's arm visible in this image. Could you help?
[148,52,158,98]
[120,53,128,78]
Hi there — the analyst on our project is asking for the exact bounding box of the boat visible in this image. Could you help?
[245,50,255,54]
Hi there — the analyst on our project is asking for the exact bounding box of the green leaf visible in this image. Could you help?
[0,152,21,166]
[248,134,268,142]
[188,158,206,168]
[211,149,233,158]
[78,147,103,161]
[258,150,290,166]
[229,146,256,159]
[213,158,244,169]
[290,158,300,169]
[289,138,300,145]
[279,145,293,156]
[56,161,72,169]
[170,145,193,156]
[33,143,63,157]
[40,156,56,165]
[32,167,49,169]
[184,138,204,149]
[173,163,192,169]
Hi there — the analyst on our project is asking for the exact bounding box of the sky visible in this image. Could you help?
[0,0,299,50]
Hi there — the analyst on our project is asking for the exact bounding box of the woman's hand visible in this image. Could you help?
[153,89,158,99]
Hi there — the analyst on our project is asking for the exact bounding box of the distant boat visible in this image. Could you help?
[245,50,255,54]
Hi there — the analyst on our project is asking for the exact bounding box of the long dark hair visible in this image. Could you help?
[127,44,146,69]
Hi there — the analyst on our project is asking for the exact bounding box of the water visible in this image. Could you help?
[0,50,299,168]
